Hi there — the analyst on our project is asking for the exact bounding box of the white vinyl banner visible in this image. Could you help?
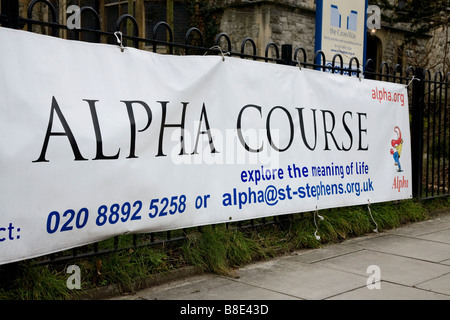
[0,27,412,265]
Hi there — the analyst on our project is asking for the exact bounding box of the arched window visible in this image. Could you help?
[366,32,382,73]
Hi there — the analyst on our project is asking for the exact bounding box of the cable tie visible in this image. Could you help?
[205,45,229,61]
[367,199,379,233]
[114,31,125,52]
[406,76,420,88]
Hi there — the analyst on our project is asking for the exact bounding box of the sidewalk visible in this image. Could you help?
[111,212,450,300]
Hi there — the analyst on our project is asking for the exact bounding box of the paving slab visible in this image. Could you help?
[313,249,450,287]
[348,234,450,262]
[226,255,367,300]
[417,229,450,245]
[388,213,450,237]
[416,273,450,296]
[329,281,450,300]
[123,274,298,300]
[292,242,366,264]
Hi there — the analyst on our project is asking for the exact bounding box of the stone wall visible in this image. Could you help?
[220,0,316,60]
[218,0,447,73]
[368,25,448,74]
[425,25,449,74]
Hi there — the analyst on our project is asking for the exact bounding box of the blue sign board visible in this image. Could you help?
[315,0,368,73]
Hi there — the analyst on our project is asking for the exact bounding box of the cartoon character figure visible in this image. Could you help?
[390,126,403,172]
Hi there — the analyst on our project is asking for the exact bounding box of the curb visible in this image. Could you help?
[78,266,203,300]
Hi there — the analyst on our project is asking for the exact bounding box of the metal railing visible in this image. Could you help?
[422,71,450,199]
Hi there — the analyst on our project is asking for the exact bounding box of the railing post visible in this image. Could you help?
[277,44,293,229]
[276,41,293,229]
[280,44,293,66]
[411,67,425,199]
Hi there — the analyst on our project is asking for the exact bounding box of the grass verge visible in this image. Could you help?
[0,198,448,300]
